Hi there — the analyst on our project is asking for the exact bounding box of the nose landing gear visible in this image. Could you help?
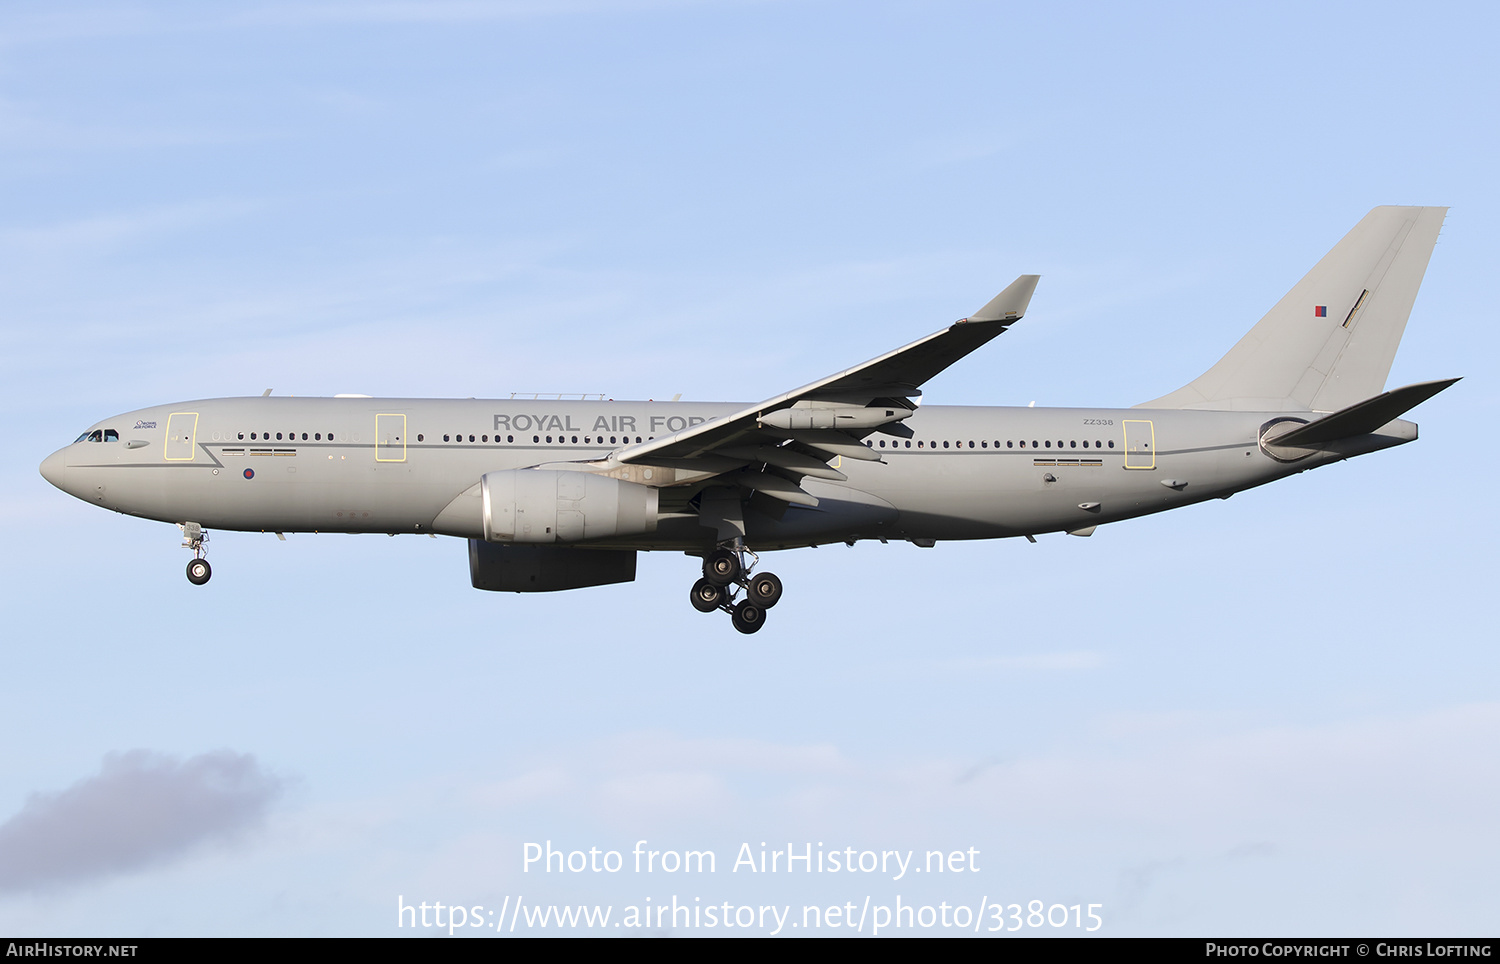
[179,522,211,585]
[688,541,780,634]
[186,557,212,585]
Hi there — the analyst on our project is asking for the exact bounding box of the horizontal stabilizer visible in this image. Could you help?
[1267,378,1459,447]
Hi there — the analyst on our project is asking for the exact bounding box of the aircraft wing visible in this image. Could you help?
[612,275,1039,503]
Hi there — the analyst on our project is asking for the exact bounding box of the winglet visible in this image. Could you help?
[967,274,1040,323]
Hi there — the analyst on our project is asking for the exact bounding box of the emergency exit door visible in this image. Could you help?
[164,412,199,461]
[1122,419,1155,470]
[375,414,407,462]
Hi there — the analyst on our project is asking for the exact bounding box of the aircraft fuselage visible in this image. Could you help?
[41,396,1413,550]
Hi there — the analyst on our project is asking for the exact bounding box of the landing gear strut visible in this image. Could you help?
[179,522,211,586]
[687,540,781,634]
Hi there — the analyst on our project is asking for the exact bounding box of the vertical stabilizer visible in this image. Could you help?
[1139,206,1447,412]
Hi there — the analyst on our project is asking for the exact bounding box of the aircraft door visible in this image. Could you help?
[1123,419,1155,470]
[164,412,199,461]
[376,414,407,462]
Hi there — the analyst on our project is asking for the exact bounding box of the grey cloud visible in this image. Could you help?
[0,750,282,894]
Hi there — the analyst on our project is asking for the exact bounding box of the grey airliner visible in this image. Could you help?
[40,206,1456,633]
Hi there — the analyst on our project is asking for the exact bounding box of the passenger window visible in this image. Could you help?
[507,435,514,443]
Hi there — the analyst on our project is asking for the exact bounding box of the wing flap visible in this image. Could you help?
[731,469,819,506]
[718,445,850,480]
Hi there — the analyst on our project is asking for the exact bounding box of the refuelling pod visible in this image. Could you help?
[758,405,910,432]
[481,469,659,543]
[469,541,637,592]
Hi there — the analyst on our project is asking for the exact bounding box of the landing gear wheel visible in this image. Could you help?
[747,572,782,609]
[731,600,766,634]
[186,558,212,586]
[704,548,741,586]
[690,578,725,613]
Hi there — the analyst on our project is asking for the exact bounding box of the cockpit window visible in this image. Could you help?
[86,430,102,442]
[75,432,91,443]
[104,429,119,442]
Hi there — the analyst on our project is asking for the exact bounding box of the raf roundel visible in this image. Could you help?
[243,468,254,480]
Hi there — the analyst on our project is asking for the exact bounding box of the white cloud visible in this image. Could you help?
[0,750,283,895]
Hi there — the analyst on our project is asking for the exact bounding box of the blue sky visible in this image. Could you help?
[1,0,1496,936]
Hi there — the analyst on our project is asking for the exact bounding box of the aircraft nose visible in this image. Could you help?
[39,447,68,490]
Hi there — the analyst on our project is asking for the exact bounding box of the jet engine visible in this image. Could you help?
[480,469,659,543]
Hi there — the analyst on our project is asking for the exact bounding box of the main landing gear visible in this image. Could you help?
[179,522,212,586]
[688,542,782,634]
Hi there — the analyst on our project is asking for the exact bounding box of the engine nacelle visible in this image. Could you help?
[480,469,659,543]
[469,540,637,592]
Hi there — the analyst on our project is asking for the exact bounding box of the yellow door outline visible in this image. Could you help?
[375,413,407,462]
[164,412,199,461]
[1123,419,1155,470]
